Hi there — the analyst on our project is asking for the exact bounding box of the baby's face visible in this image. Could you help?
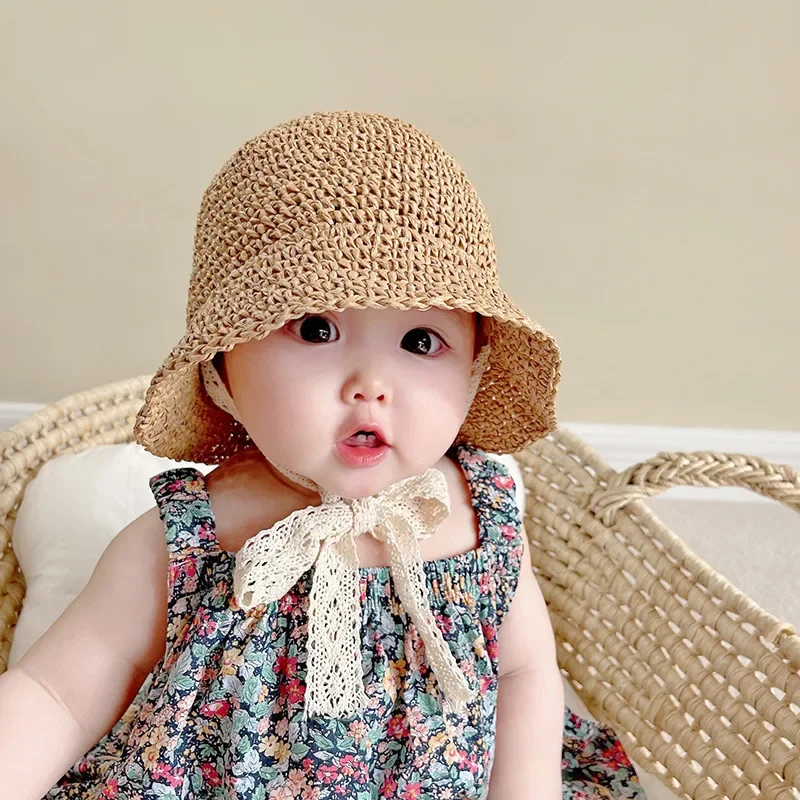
[223,307,477,498]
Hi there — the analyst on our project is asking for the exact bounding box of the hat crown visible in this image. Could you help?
[187,111,496,324]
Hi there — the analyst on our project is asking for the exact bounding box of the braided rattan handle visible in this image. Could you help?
[589,451,800,524]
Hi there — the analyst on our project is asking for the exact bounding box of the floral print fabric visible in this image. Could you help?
[46,446,645,799]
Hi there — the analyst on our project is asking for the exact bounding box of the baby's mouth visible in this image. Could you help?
[343,430,385,448]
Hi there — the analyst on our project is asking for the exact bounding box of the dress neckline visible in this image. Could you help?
[190,444,498,576]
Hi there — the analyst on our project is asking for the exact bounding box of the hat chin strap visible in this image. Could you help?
[199,344,492,492]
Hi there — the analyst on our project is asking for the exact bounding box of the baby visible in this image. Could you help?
[1,112,571,799]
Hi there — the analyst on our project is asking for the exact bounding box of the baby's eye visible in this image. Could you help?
[401,328,446,356]
[291,315,339,344]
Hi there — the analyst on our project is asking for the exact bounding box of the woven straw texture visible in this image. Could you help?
[132,111,561,464]
[2,377,799,799]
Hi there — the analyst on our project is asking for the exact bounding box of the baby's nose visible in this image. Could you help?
[342,372,391,404]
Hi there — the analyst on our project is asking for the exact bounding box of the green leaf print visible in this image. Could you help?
[258,765,279,782]
[190,641,209,660]
[253,788,267,800]
[232,709,250,733]
[311,731,336,751]
[242,675,261,704]
[290,742,310,759]
[151,785,180,798]
[173,675,196,691]
[429,762,450,780]
[246,647,266,666]
[336,735,356,749]
[418,693,441,716]
[125,762,144,781]
[252,701,271,717]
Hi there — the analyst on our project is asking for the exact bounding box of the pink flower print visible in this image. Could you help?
[434,612,454,634]
[402,783,423,800]
[281,677,305,705]
[197,519,216,544]
[200,762,222,787]
[279,593,297,614]
[353,761,369,784]
[348,719,368,744]
[100,779,119,799]
[379,774,398,797]
[458,749,480,774]
[493,474,515,491]
[271,786,295,800]
[195,607,217,637]
[168,765,185,788]
[316,763,340,784]
[462,451,483,467]
[484,625,499,660]
[199,699,231,718]
[286,768,307,792]
[339,755,358,777]
[480,674,493,694]
[387,714,409,739]
[499,523,517,542]
[152,763,183,789]
[405,705,423,728]
[275,655,298,678]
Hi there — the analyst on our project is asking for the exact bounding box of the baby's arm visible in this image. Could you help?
[0,505,169,799]
[489,531,564,800]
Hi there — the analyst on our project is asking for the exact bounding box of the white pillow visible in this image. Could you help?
[9,443,213,667]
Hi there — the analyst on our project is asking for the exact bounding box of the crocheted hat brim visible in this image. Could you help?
[133,243,560,464]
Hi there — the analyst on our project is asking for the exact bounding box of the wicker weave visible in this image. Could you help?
[1,377,799,799]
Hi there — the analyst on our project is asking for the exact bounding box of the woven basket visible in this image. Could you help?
[1,377,798,799]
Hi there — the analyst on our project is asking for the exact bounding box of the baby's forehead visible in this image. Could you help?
[333,306,476,328]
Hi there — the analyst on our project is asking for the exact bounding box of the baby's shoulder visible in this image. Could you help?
[204,448,308,554]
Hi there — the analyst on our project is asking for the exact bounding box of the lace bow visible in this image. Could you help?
[233,468,476,718]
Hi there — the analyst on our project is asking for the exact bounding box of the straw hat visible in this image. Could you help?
[133,111,561,464]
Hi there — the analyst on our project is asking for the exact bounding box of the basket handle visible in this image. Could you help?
[589,451,800,524]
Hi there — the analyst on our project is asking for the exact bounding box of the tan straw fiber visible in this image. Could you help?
[3,378,799,798]
[132,111,561,464]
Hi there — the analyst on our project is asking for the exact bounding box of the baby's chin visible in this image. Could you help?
[311,455,445,500]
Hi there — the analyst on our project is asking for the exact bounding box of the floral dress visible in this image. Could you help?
[46,446,645,800]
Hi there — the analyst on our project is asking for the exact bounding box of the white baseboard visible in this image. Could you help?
[2,402,798,503]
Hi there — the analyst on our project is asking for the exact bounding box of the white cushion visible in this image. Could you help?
[9,443,213,667]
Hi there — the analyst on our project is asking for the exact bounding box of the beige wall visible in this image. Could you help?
[1,1,797,430]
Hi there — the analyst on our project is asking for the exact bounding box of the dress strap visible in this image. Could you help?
[149,467,219,559]
[453,446,525,626]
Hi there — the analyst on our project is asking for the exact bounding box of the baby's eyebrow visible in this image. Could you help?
[423,308,475,332]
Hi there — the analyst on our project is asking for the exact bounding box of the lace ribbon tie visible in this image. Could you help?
[232,469,477,718]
